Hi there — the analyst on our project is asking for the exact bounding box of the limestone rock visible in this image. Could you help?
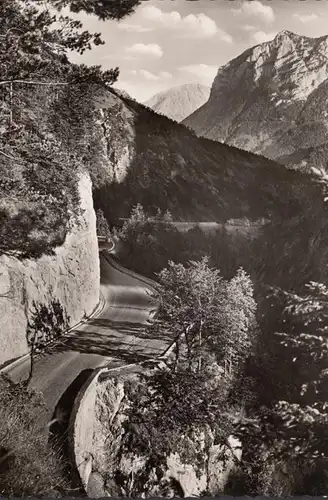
[183,31,328,171]
[0,173,100,366]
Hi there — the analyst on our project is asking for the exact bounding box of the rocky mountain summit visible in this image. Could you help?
[145,83,210,122]
[183,30,328,171]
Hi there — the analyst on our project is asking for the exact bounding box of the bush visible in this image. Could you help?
[0,376,67,497]
[27,299,70,348]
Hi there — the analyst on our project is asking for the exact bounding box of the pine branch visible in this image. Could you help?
[0,149,17,160]
[0,27,25,39]
[0,80,70,87]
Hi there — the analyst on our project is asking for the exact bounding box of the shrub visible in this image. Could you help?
[0,376,67,496]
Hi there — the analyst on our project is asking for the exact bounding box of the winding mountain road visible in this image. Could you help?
[4,251,170,421]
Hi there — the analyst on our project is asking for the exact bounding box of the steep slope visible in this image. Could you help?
[112,87,134,101]
[183,31,328,171]
[93,89,325,224]
[145,83,210,122]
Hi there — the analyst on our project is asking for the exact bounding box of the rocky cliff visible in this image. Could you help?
[183,31,328,171]
[91,371,241,497]
[145,83,210,123]
[0,173,100,367]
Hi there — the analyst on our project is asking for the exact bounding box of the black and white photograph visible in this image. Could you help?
[1,0,328,497]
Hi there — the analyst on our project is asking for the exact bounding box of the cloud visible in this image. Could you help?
[252,31,276,44]
[117,22,153,33]
[242,24,256,32]
[159,71,173,80]
[179,64,218,85]
[292,13,318,23]
[232,1,275,23]
[138,69,173,81]
[139,69,159,81]
[125,43,163,58]
[182,13,219,38]
[216,28,233,44]
[139,5,232,41]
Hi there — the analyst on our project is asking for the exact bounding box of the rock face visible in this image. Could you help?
[92,372,242,498]
[145,83,210,123]
[94,90,136,185]
[0,173,100,366]
[183,31,328,170]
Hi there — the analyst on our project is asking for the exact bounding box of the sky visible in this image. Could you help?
[69,0,328,103]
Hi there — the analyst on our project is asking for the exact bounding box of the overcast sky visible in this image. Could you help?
[69,0,328,102]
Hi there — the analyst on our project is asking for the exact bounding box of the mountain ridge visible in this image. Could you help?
[183,30,328,172]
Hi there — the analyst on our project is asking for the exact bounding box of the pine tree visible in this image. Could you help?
[96,209,111,238]
[44,0,140,21]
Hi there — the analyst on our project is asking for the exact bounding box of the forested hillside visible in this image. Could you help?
[94,89,327,225]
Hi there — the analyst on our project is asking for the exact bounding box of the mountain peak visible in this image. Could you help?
[183,27,328,161]
[274,29,297,40]
[145,83,210,122]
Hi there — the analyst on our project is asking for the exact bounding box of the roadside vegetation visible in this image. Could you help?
[112,204,211,277]
[0,376,67,497]
[111,203,328,495]
[227,281,328,495]
[96,208,112,239]
[104,257,257,496]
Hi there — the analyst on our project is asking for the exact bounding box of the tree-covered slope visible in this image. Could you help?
[94,89,326,225]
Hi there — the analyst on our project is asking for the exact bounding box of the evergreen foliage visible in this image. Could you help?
[0,0,137,258]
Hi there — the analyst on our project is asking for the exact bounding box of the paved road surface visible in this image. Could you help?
[5,252,170,420]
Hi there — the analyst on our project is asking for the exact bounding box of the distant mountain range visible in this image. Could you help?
[183,30,328,172]
[145,83,210,123]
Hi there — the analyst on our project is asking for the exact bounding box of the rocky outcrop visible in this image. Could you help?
[0,173,100,366]
[145,83,210,123]
[94,91,136,184]
[92,371,241,497]
[183,31,328,171]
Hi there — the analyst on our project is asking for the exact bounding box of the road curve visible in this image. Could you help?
[5,252,171,421]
